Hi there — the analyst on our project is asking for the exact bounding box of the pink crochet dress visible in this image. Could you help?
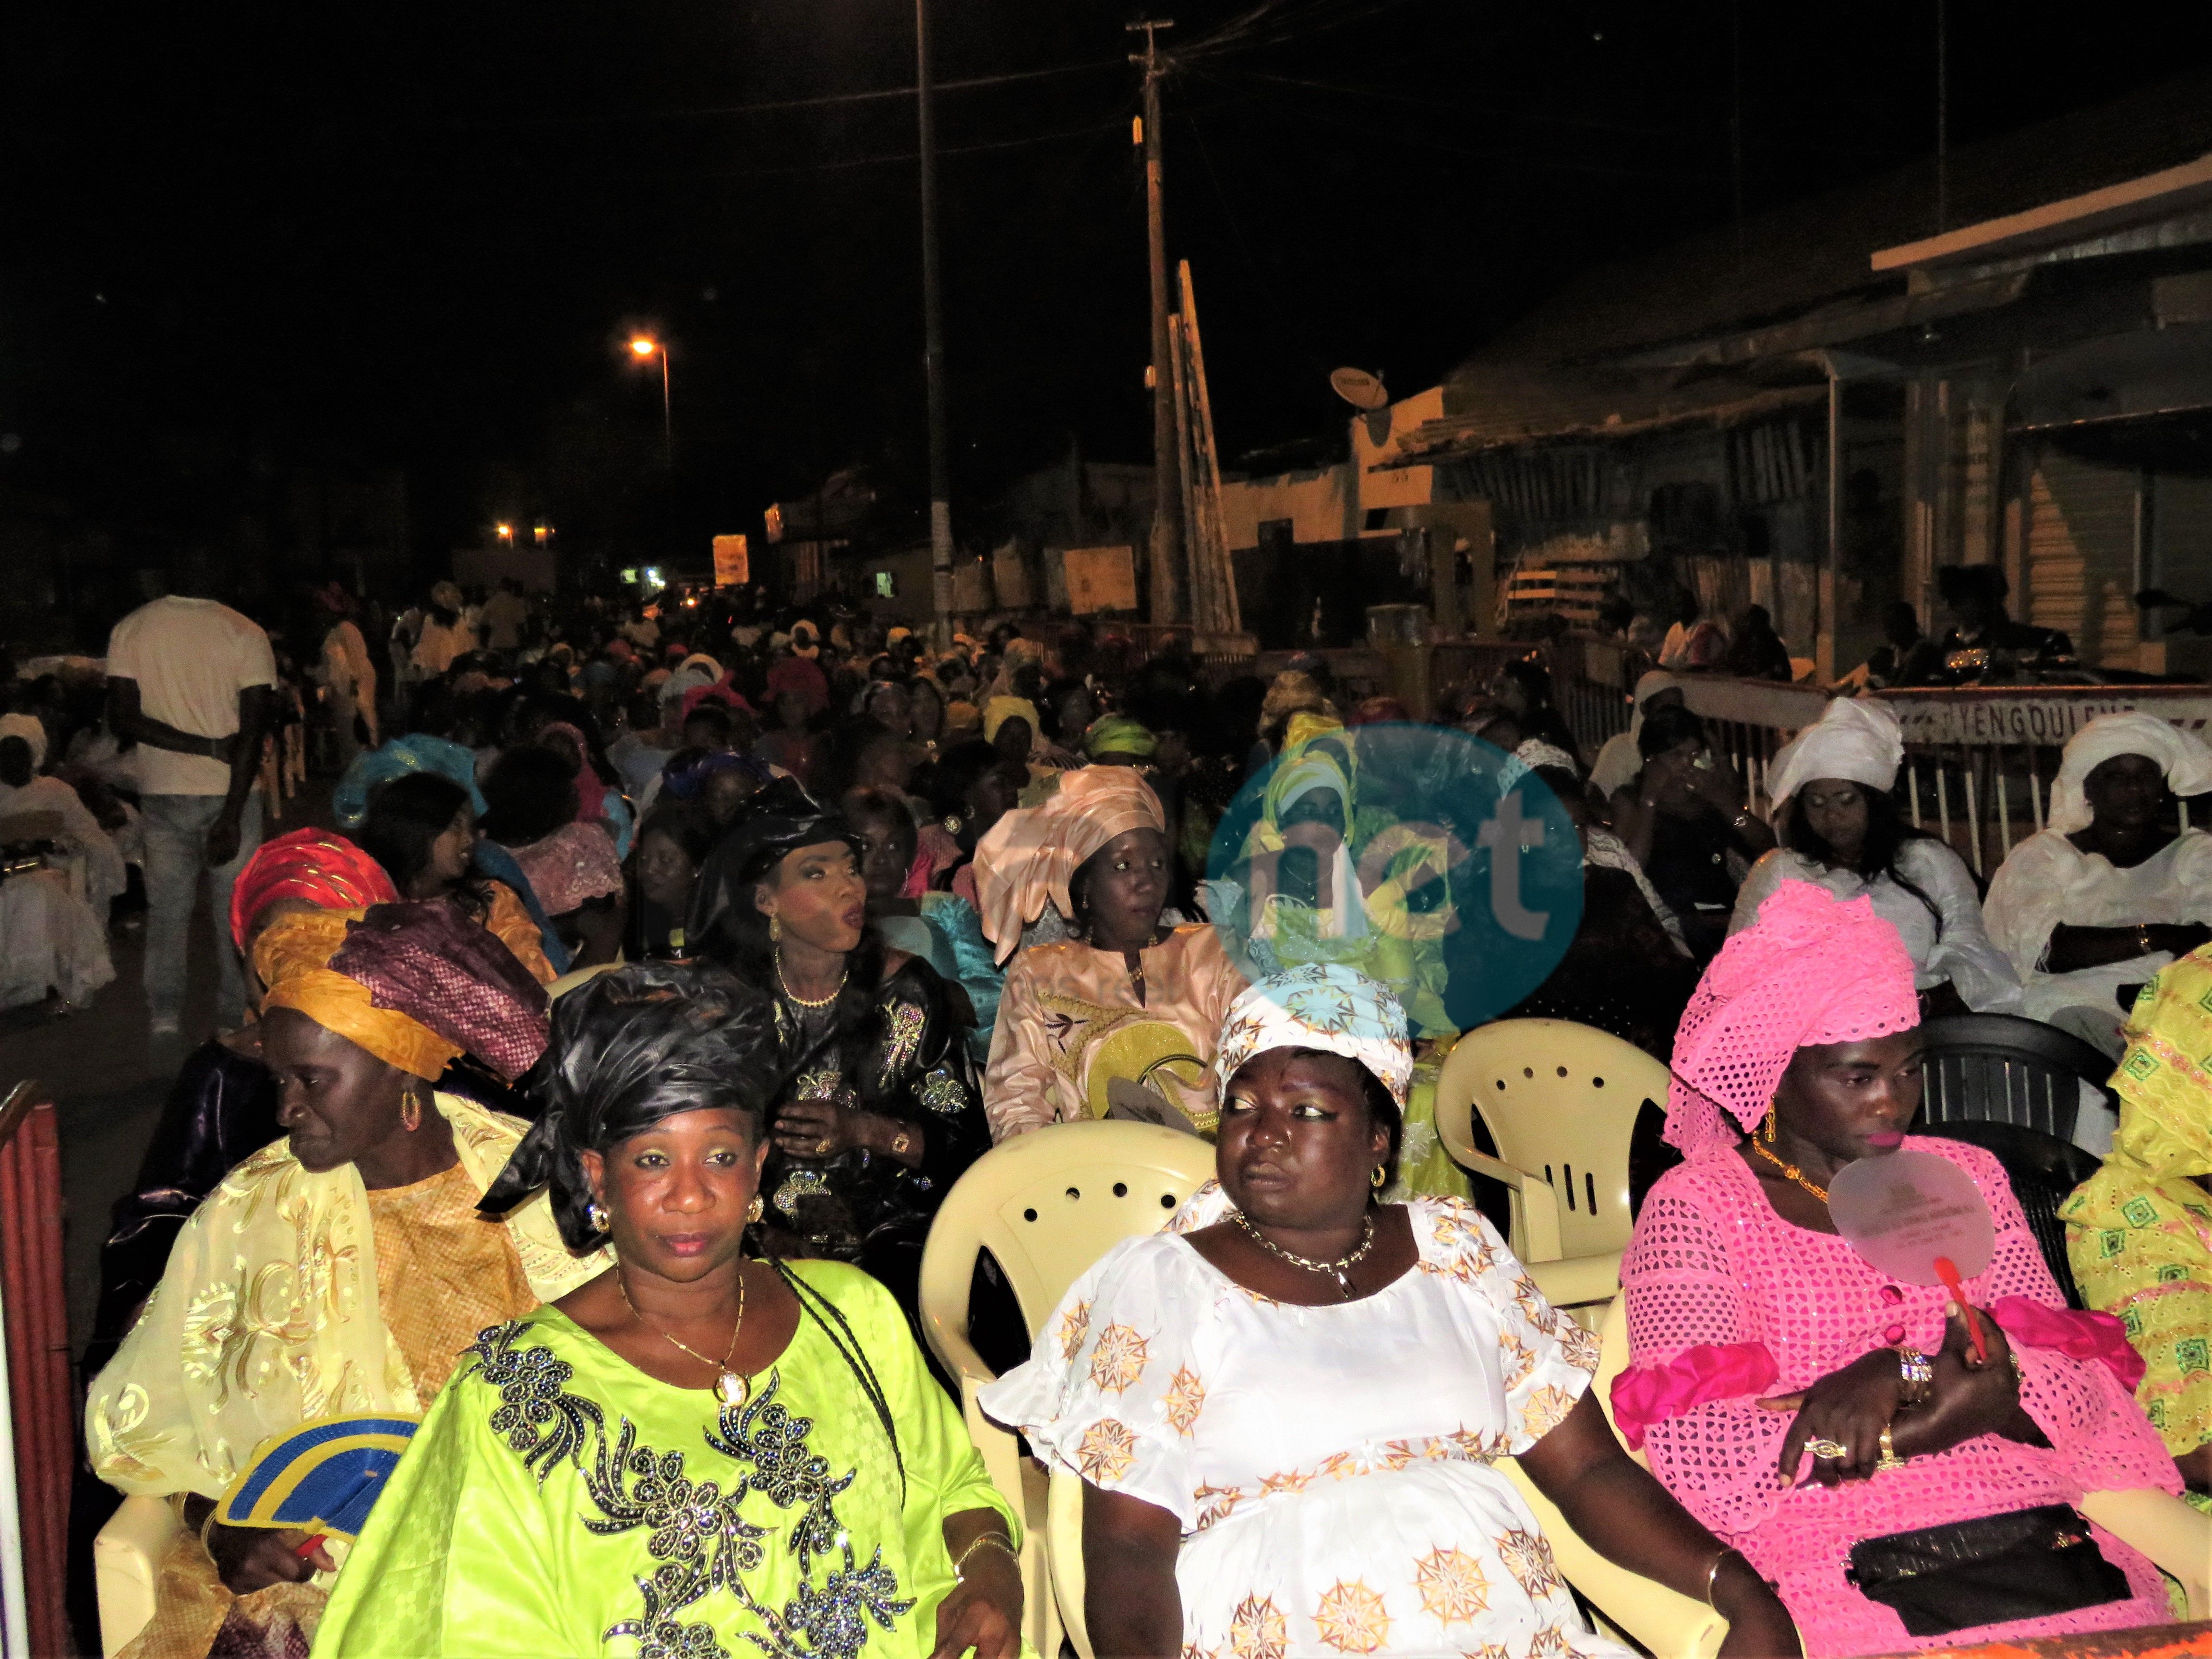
[1622,1135,2180,1657]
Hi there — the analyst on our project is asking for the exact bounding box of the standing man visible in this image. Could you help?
[313,581,379,768]
[480,576,529,654]
[105,575,278,1037]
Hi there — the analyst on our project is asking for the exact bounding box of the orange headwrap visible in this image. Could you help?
[253,909,460,1080]
[972,765,1166,964]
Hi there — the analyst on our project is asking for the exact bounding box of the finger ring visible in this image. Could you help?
[815,1138,832,1156]
[1805,1437,1850,1460]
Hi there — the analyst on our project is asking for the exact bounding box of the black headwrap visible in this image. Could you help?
[479,961,784,1249]
[686,776,864,957]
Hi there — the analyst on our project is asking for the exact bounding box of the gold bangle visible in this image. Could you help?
[1705,1546,1739,1607]
[953,1532,1018,1581]
[1875,1424,1906,1473]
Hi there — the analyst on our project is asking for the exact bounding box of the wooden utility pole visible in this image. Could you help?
[1130,18,1185,625]
[919,0,954,641]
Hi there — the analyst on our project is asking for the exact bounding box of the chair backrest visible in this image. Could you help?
[1435,1020,1671,1260]
[1920,1120,2102,1310]
[917,1121,1220,1370]
[1915,1012,2110,1142]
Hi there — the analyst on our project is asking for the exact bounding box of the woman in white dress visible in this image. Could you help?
[1983,712,2212,1055]
[1730,697,2021,1017]
[982,964,1798,1659]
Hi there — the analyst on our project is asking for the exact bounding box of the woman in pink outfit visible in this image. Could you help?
[1620,880,2182,1657]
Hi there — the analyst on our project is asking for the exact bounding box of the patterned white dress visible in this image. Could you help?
[981,1186,1628,1659]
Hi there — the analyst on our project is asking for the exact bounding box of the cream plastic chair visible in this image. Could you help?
[917,1120,1218,1659]
[1434,1018,1671,1266]
[94,1493,181,1656]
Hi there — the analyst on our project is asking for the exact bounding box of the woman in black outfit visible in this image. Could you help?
[1607,703,1775,962]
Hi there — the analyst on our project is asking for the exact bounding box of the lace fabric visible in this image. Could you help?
[1622,1137,2179,1656]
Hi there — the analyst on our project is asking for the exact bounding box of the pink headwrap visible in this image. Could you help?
[972,766,1166,963]
[1664,880,1919,1155]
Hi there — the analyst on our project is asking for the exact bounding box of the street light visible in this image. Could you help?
[629,335,672,462]
[494,522,514,543]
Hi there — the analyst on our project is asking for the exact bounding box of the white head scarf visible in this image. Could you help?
[1628,671,1679,742]
[1213,963,1414,1108]
[2047,712,2212,834]
[1766,697,1904,810]
[0,714,47,773]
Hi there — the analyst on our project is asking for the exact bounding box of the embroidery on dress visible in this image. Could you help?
[467,1322,914,1659]
[878,1002,927,1087]
[773,1167,832,1220]
[917,1066,968,1117]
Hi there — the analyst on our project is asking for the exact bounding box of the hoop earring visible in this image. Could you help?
[746,1195,764,1224]
[400,1089,422,1133]
[1371,1164,1387,1191]
[587,1201,609,1233]
[770,913,781,944]
[1762,1108,1778,1144]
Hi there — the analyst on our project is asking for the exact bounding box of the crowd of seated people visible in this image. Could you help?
[62,589,2212,1659]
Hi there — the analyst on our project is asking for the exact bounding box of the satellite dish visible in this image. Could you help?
[1330,367,1389,411]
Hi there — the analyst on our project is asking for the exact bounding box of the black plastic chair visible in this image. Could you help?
[1914,1013,2116,1143]
[1914,1118,2102,1310]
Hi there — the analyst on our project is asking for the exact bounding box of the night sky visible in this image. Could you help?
[7,1,2212,576]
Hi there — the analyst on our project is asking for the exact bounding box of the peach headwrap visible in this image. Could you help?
[972,765,1167,964]
[254,909,460,1080]
[1663,879,1918,1156]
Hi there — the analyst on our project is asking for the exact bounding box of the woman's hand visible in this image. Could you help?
[1890,1304,2047,1458]
[1759,1348,1902,1485]
[1712,1554,1803,1659]
[929,1541,1022,1659]
[206,1521,334,1593]
[772,1097,857,1160]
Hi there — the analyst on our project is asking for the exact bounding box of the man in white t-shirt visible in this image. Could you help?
[105,586,279,1036]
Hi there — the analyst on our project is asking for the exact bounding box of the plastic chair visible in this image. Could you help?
[1920,1118,2102,1309]
[94,1494,180,1656]
[1433,1019,1672,1264]
[1916,1012,2114,1142]
[916,1120,1218,1659]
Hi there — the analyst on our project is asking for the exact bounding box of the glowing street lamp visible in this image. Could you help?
[494,522,514,543]
[629,335,672,461]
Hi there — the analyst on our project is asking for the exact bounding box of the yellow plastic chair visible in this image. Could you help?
[93,1494,180,1656]
[917,1120,1218,1659]
[1434,1018,1671,1265]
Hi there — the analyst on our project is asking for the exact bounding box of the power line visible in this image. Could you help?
[589,114,1134,180]
[1207,63,1686,137]
[486,57,1126,127]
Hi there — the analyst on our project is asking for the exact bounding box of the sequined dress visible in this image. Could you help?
[759,959,989,1324]
[312,1260,1017,1658]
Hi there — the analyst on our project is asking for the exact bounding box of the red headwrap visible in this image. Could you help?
[228,828,400,952]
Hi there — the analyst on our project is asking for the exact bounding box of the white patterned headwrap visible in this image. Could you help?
[2046,712,2212,834]
[1213,963,1414,1108]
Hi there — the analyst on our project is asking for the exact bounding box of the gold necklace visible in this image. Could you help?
[616,1267,752,1407]
[775,952,847,1010]
[1231,1209,1376,1297]
[1750,1139,1831,1203]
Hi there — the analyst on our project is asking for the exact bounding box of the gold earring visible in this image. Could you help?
[1371,1164,1387,1190]
[1762,1108,1778,1143]
[746,1195,764,1224]
[401,1089,422,1132]
[770,913,781,944]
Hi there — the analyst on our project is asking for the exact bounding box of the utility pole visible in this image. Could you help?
[919,0,954,643]
[1130,18,1185,627]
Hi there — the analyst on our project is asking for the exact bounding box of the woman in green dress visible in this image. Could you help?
[313,962,1023,1659]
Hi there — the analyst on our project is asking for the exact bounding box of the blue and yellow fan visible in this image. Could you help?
[216,1414,420,1545]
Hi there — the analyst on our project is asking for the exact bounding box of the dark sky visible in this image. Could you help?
[7,0,2212,570]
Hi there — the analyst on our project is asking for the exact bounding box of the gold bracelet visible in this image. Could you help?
[1875,1424,1906,1473]
[953,1532,1018,1581]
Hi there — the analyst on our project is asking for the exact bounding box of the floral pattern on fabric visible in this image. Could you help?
[980,1191,1619,1658]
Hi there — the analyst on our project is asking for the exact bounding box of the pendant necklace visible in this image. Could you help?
[617,1266,752,1407]
[1750,1139,1830,1203]
[1231,1208,1376,1297]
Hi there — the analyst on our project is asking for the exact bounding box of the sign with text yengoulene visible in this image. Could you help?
[1063,545,1137,614]
[711,535,749,588]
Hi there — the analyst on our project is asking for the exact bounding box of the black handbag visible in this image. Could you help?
[1844,1504,2133,1637]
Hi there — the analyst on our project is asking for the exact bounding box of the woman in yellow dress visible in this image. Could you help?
[314,962,1023,1657]
[975,765,1246,1140]
[85,901,598,1659]
[2063,946,2212,1508]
